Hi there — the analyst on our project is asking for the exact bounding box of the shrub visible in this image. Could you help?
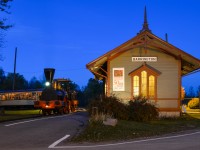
[188,98,200,109]
[88,95,129,120]
[88,95,159,122]
[128,97,159,122]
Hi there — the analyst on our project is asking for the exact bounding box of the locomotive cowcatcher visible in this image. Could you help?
[34,68,78,115]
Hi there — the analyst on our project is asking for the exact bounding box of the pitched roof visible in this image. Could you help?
[86,30,200,76]
[86,8,200,77]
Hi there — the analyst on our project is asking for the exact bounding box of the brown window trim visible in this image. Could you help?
[129,63,161,100]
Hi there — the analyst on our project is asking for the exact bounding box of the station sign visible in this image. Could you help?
[132,57,157,62]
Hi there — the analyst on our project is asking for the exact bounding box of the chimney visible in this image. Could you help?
[165,33,168,42]
[44,68,55,84]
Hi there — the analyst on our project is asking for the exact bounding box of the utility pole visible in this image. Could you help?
[12,47,17,91]
[199,91,200,112]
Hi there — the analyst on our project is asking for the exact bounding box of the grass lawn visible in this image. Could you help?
[0,109,41,122]
[71,113,200,143]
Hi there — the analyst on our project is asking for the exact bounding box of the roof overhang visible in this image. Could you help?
[86,31,200,79]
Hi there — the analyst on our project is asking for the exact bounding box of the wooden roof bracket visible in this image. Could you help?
[90,70,107,79]
[99,66,107,75]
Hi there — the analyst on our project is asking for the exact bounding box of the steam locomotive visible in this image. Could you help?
[34,68,78,115]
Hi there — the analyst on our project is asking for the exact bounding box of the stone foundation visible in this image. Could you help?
[159,111,181,118]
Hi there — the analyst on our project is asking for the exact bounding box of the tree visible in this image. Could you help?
[0,0,12,30]
[3,73,28,90]
[0,67,6,90]
[83,78,104,106]
[186,86,196,98]
[0,0,13,50]
[67,80,80,92]
[28,77,43,89]
[197,85,200,97]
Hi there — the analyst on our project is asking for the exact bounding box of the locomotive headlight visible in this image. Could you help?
[45,81,50,86]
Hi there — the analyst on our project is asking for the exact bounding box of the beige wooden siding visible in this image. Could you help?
[109,47,179,107]
[110,48,140,100]
[155,52,179,98]
[157,100,178,108]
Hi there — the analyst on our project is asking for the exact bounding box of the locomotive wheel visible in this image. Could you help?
[47,110,52,115]
[53,109,57,115]
[71,107,75,112]
[42,110,46,115]
[42,109,52,115]
[59,108,63,115]
[63,107,67,114]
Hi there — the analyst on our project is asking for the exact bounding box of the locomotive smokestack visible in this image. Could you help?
[44,68,55,85]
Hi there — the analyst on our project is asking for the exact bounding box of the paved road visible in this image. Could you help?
[0,112,88,150]
[58,130,200,150]
[1,112,200,150]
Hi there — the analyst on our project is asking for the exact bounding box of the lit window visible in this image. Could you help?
[141,71,147,97]
[149,75,155,98]
[133,76,139,97]
[129,64,160,99]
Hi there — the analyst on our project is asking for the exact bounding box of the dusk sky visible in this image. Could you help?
[1,0,200,91]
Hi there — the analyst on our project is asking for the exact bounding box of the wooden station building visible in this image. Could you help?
[86,8,200,117]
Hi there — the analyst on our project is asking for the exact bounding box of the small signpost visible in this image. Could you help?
[182,105,187,113]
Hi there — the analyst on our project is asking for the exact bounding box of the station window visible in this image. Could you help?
[133,76,139,97]
[129,64,160,99]
[149,75,155,98]
[141,71,147,97]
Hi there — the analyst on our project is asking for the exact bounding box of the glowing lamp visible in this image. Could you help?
[45,81,50,86]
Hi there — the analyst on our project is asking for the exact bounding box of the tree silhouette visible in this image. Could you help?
[0,0,13,30]
[2,73,28,90]
[197,85,200,97]
[0,68,6,90]
[83,78,104,105]
[186,86,196,98]
[0,0,13,52]
[28,76,43,89]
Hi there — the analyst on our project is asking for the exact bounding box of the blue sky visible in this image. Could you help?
[0,0,200,90]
